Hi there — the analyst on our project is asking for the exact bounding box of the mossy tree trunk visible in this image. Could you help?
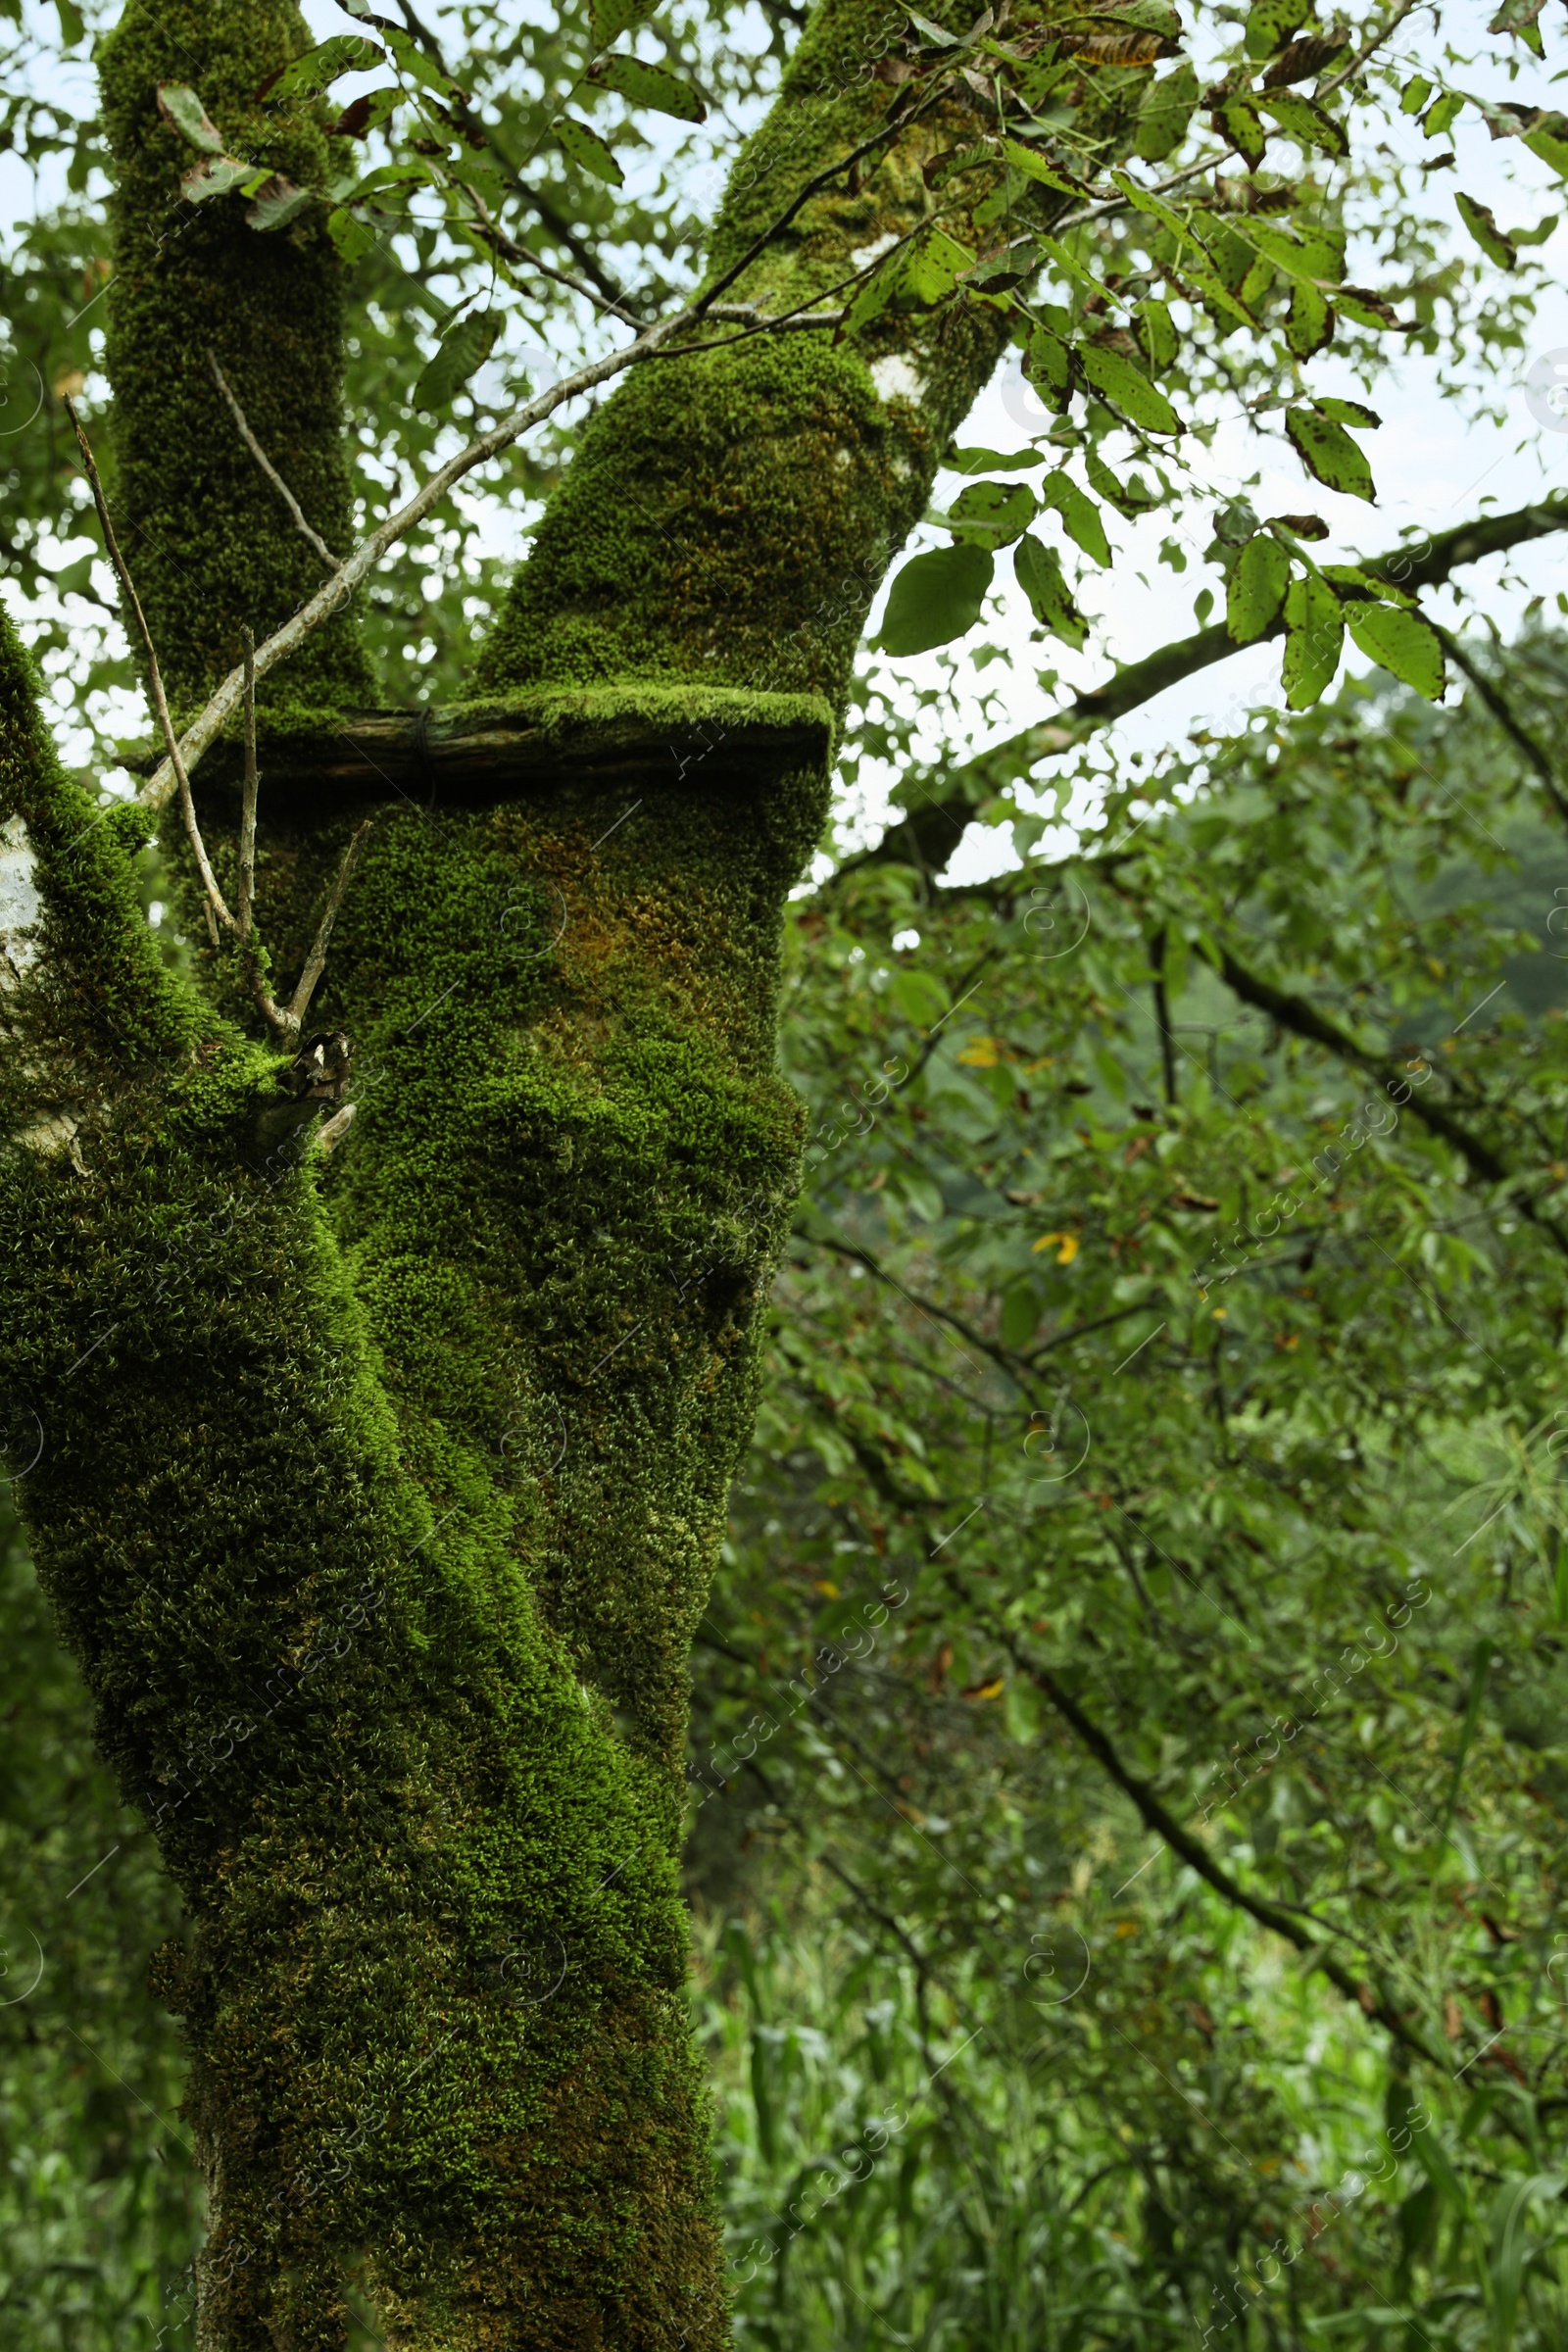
[0,1,1039,2341]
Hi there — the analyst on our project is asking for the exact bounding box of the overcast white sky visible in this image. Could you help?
[3,0,1565,865]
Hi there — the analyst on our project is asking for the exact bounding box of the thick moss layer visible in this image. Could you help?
[3,0,1140,2339]
[99,0,371,710]
[0,618,732,2347]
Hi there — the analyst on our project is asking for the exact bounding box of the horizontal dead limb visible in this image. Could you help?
[123,696,834,808]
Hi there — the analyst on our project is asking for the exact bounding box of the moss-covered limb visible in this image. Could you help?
[1,621,729,2349]
[477,0,1148,711]
[99,0,372,711]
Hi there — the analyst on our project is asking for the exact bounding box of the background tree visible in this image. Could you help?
[2,0,1568,2345]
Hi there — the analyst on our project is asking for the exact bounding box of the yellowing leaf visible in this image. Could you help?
[1033,1232,1079,1263]
[956,1038,1002,1065]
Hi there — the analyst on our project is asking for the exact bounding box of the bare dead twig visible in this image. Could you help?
[209,353,340,572]
[461,185,644,328]
[238,627,259,937]
[287,822,373,1033]
[65,398,236,942]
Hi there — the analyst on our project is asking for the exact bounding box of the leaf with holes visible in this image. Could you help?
[556,117,624,184]
[1344,601,1445,699]
[262,35,384,101]
[1287,408,1376,502]
[1212,94,1266,169]
[1314,396,1381,427]
[246,173,315,230]
[1014,536,1088,651]
[1455,191,1516,269]
[1489,0,1547,53]
[587,54,706,122]
[413,311,500,412]
[156,83,224,153]
[950,479,1037,547]
[1036,472,1110,565]
[877,542,994,655]
[1281,573,1344,708]
[1226,533,1291,643]
[1079,345,1182,434]
[181,156,263,204]
[947,446,1047,472]
[1244,0,1310,55]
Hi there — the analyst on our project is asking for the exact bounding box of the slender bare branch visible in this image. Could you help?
[65,398,237,936]
[238,627,259,938]
[140,314,692,810]
[461,185,645,328]
[287,821,373,1032]
[209,353,340,572]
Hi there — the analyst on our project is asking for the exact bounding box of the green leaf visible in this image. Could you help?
[1244,0,1309,58]
[1002,139,1083,197]
[264,35,384,100]
[380,23,456,96]
[413,310,501,412]
[590,0,660,45]
[180,156,263,204]
[1014,535,1088,651]
[156,83,224,154]
[1255,89,1348,157]
[1135,299,1180,371]
[905,4,965,41]
[947,446,1047,472]
[1281,573,1343,707]
[245,174,315,231]
[54,0,84,43]
[1109,167,1196,247]
[841,229,975,339]
[1320,563,1413,608]
[1078,345,1182,435]
[1023,324,1075,411]
[1313,396,1381,427]
[328,206,377,262]
[1036,472,1111,565]
[949,479,1037,547]
[1286,408,1376,503]
[1226,533,1291,644]
[1489,0,1547,54]
[1213,95,1266,171]
[586,54,706,122]
[1525,112,1568,176]
[877,542,994,656]
[1134,59,1198,160]
[1178,262,1255,333]
[555,116,624,184]
[1344,602,1446,699]
[1085,443,1161,514]
[1455,191,1516,270]
[1400,74,1433,113]
[1424,90,1463,137]
[1286,278,1334,357]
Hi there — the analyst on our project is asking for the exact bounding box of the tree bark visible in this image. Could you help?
[1,0,1054,2340]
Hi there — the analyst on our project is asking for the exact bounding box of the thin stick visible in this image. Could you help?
[238,627,260,937]
[139,313,690,810]
[287,821,373,1031]
[64,397,236,937]
[209,353,340,571]
[461,186,644,328]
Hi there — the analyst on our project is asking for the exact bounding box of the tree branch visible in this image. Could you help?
[845,495,1568,880]
[1004,1637,1448,2072]
[65,398,236,940]
[287,821,373,1032]
[209,354,340,572]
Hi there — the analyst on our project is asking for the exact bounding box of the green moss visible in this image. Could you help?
[99,0,372,710]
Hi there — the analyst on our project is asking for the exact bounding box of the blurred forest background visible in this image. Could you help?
[7,0,1568,2341]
